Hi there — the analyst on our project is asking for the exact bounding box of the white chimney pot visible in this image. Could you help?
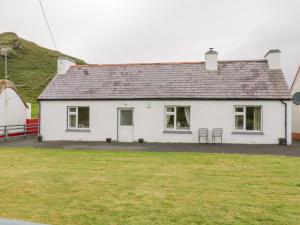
[264,49,281,70]
[205,48,218,71]
[57,56,76,74]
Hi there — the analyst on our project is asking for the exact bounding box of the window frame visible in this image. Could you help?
[233,105,263,132]
[164,105,191,131]
[67,106,90,130]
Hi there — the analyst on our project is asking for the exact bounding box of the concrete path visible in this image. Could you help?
[0,218,49,225]
[0,136,300,157]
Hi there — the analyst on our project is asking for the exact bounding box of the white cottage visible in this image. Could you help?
[38,49,292,144]
[0,80,30,127]
[290,66,300,140]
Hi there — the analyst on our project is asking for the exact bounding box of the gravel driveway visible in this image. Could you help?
[1,136,300,157]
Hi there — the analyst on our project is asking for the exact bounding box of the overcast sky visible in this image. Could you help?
[1,0,300,84]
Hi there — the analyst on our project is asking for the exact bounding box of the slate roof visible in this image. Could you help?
[38,60,291,100]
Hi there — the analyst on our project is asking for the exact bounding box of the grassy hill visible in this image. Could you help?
[0,32,86,117]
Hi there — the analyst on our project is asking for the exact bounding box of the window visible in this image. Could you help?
[165,106,190,130]
[120,109,133,126]
[68,107,89,129]
[234,106,262,131]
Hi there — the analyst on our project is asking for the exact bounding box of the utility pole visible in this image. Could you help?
[1,48,9,80]
[4,49,7,80]
[0,48,9,129]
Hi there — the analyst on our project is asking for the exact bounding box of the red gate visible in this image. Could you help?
[0,119,39,140]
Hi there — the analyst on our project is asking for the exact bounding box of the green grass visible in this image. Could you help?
[0,32,85,117]
[0,148,299,225]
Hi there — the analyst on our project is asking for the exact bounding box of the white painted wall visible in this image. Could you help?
[26,103,32,119]
[265,50,281,70]
[205,53,218,71]
[40,100,291,144]
[0,88,28,126]
[291,69,300,134]
[57,56,75,74]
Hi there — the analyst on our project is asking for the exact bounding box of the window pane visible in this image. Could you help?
[120,110,133,126]
[166,115,174,129]
[246,107,261,130]
[78,107,89,128]
[176,107,190,130]
[235,115,244,130]
[235,107,244,113]
[69,115,76,128]
[167,107,174,112]
[69,107,76,113]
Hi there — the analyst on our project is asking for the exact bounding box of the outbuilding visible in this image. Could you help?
[290,65,300,140]
[38,49,292,144]
[0,79,31,127]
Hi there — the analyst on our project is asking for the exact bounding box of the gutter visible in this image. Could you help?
[280,100,287,145]
[37,98,293,101]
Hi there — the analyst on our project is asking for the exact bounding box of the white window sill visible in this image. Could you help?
[66,129,91,132]
[163,130,192,134]
[232,131,264,135]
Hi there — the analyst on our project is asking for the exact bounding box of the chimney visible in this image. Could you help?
[205,48,218,71]
[264,49,281,70]
[57,56,76,74]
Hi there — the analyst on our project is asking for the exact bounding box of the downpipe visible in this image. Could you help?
[280,100,287,145]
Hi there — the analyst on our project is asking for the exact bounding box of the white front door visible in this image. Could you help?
[118,109,134,142]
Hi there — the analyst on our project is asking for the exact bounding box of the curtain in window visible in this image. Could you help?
[253,107,261,130]
[69,114,76,128]
[184,107,190,126]
[78,107,89,128]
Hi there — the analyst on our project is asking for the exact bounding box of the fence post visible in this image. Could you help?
[4,125,7,142]
[24,124,26,139]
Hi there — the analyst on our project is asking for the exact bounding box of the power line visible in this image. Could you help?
[38,0,57,50]
[10,1,59,102]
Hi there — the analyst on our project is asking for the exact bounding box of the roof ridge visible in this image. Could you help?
[219,59,267,63]
[70,59,267,68]
[71,61,204,67]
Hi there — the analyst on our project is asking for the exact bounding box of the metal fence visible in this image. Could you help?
[0,123,39,141]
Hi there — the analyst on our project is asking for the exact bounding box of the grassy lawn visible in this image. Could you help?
[0,148,299,225]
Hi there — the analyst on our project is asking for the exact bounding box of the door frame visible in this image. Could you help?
[117,107,134,142]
